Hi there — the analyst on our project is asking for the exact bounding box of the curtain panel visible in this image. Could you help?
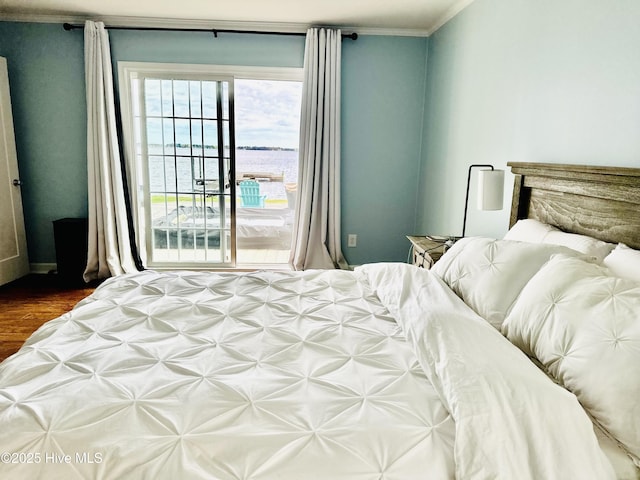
[290,27,347,270]
[83,21,138,281]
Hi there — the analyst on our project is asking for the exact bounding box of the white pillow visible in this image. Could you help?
[502,255,640,463]
[541,230,615,262]
[432,237,584,329]
[504,218,558,243]
[604,243,640,281]
[504,218,615,262]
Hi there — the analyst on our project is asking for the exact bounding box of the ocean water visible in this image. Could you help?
[148,147,299,201]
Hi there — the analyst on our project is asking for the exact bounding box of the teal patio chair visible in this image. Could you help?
[239,179,266,208]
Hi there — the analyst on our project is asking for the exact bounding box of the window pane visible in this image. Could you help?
[146,117,162,151]
[163,119,174,154]
[148,155,166,192]
[174,118,190,150]
[190,81,202,118]
[162,157,176,192]
[190,119,202,149]
[203,120,218,151]
[161,80,173,117]
[175,156,192,193]
[144,79,161,117]
[173,80,190,117]
[202,81,217,119]
[195,158,219,193]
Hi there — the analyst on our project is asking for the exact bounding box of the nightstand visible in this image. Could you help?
[407,235,455,269]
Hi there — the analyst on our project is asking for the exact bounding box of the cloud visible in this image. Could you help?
[142,78,302,149]
[235,79,302,148]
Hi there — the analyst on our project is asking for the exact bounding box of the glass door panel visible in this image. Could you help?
[140,77,235,267]
[233,79,302,265]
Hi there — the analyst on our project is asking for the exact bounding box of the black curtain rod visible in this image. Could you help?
[63,23,358,40]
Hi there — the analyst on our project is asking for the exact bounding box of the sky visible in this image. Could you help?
[142,78,303,149]
[235,79,302,149]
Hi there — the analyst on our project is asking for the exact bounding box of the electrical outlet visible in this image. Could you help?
[347,234,357,247]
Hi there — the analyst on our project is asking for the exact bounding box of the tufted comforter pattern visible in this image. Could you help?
[0,265,617,479]
[0,269,456,479]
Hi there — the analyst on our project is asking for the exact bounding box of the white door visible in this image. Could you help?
[0,57,29,286]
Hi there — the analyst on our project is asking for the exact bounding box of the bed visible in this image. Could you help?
[0,162,639,479]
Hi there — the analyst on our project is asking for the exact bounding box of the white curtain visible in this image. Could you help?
[290,28,347,270]
[83,21,138,281]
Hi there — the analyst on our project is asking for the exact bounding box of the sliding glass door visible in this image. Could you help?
[119,63,302,269]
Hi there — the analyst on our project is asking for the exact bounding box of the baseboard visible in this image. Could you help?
[30,263,57,275]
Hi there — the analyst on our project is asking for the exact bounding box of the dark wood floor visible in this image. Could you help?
[0,274,98,362]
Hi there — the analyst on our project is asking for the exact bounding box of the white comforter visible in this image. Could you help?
[360,263,615,480]
[0,265,614,479]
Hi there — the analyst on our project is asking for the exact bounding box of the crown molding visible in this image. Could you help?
[0,13,308,32]
[347,26,429,37]
[0,1,478,38]
[0,12,83,25]
[0,12,432,37]
[426,0,477,35]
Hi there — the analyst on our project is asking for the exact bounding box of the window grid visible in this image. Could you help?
[145,78,233,264]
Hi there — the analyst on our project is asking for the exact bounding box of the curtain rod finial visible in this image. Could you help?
[63,23,74,31]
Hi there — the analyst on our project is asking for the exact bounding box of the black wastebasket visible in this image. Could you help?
[53,218,88,286]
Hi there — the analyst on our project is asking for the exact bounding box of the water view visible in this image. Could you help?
[148,147,298,203]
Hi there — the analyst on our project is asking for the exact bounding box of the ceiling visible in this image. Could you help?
[0,0,474,36]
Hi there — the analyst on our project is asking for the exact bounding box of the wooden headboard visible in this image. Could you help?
[508,162,640,250]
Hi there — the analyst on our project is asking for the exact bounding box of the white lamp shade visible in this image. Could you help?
[477,169,504,210]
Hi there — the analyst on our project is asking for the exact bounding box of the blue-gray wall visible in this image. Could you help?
[418,0,640,239]
[0,21,428,266]
[341,35,427,265]
[0,23,87,267]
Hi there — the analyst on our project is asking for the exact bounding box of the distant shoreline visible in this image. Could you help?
[148,144,297,152]
[237,146,297,151]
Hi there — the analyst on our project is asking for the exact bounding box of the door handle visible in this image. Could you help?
[12,179,23,186]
